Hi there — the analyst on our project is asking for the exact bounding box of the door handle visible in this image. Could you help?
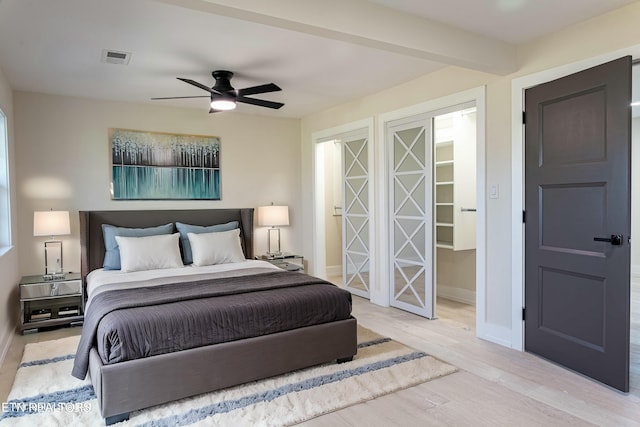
[593,234,623,246]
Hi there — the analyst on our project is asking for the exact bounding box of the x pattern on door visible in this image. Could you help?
[392,126,430,313]
[343,137,370,297]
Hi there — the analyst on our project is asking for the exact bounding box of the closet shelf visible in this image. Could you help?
[435,140,454,147]
[435,160,454,167]
[433,108,476,252]
[436,242,454,249]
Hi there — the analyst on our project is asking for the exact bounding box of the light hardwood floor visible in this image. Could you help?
[301,295,640,426]
[1,288,639,426]
[317,275,640,426]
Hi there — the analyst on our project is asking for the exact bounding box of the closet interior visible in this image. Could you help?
[434,107,477,311]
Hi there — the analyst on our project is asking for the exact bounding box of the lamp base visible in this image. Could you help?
[267,228,282,257]
[44,240,64,279]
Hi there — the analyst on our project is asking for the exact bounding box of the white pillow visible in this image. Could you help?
[114,233,184,272]
[187,228,245,266]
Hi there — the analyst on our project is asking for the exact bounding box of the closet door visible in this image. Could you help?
[387,115,434,318]
[342,133,371,299]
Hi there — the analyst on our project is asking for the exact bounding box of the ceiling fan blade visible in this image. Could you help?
[151,96,210,100]
[237,96,284,109]
[237,83,281,97]
[177,77,222,95]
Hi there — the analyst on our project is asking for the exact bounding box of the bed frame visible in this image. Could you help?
[79,209,358,425]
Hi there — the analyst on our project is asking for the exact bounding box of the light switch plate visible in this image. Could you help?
[489,184,499,199]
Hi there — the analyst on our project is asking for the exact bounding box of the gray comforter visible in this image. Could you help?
[72,271,352,379]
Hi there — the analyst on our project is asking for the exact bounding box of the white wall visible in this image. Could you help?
[14,92,301,276]
[436,249,476,306]
[0,64,19,364]
[301,1,640,348]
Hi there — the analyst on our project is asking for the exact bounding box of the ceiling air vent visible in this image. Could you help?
[101,49,132,65]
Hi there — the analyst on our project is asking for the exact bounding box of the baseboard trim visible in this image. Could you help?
[477,323,513,348]
[437,284,476,306]
[0,324,15,368]
[326,265,342,277]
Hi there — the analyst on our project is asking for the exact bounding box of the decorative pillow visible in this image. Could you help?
[187,228,245,266]
[176,221,239,265]
[102,223,174,270]
[114,233,183,273]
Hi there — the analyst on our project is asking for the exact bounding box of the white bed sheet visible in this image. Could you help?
[86,260,281,309]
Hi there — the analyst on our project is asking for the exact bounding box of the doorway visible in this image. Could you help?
[312,119,374,300]
[317,138,343,283]
[385,101,479,322]
[433,107,477,327]
[630,61,640,394]
[524,57,631,392]
[513,53,640,393]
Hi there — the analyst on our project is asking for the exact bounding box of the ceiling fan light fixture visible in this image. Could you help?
[154,71,283,112]
[210,97,236,111]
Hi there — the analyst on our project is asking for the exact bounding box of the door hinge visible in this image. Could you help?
[522,210,526,223]
[522,307,526,321]
[522,111,526,125]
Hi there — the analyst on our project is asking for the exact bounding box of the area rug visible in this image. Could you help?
[0,327,456,426]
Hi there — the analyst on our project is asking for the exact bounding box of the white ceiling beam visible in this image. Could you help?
[155,0,517,75]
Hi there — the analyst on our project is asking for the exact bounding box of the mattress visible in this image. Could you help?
[72,261,353,379]
[85,260,282,306]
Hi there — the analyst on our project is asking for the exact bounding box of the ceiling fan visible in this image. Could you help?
[152,70,284,113]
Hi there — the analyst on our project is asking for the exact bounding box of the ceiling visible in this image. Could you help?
[0,0,637,118]
[368,0,637,44]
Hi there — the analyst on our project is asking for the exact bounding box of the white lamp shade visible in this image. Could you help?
[257,205,289,227]
[33,211,71,236]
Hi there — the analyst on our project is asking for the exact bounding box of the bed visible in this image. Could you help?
[73,209,357,425]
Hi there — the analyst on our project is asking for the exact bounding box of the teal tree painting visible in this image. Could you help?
[110,129,220,200]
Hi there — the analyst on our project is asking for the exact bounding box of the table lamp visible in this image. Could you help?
[33,210,70,280]
[257,204,289,257]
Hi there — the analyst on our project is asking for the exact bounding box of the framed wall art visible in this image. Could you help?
[110,129,221,200]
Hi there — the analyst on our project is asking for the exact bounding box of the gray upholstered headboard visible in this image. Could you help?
[79,209,254,283]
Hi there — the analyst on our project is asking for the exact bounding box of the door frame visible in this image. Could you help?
[311,118,374,281]
[377,86,487,333]
[511,47,639,351]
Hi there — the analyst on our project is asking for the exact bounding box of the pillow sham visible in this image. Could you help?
[176,221,239,264]
[102,223,174,270]
[187,228,245,266]
[114,233,183,273]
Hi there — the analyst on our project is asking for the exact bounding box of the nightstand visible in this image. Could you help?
[19,273,84,334]
[258,254,304,272]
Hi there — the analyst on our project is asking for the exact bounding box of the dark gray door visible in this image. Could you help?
[524,56,631,392]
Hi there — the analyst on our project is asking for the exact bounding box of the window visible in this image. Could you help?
[0,108,10,247]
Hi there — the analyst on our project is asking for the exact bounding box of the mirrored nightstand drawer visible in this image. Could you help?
[20,273,82,300]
